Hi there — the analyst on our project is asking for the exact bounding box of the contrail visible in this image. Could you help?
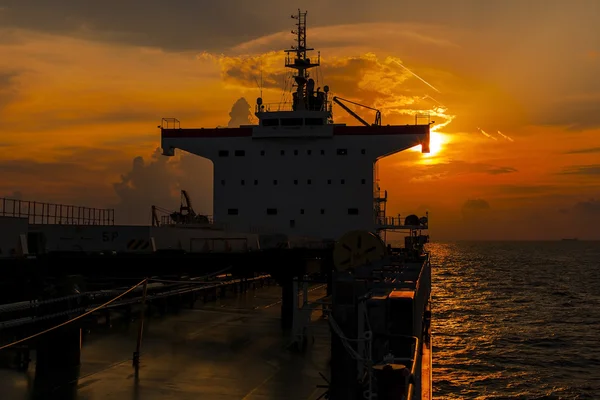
[422,94,446,108]
[477,127,498,140]
[497,130,515,142]
[392,60,441,94]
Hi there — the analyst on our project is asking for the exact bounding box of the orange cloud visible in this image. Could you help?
[1,21,600,239]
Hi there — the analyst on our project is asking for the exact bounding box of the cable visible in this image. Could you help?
[0,278,147,352]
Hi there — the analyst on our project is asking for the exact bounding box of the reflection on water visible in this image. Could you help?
[430,241,600,399]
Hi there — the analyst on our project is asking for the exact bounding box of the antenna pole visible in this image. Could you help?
[285,9,319,111]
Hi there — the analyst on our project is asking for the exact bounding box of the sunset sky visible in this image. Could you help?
[1,0,599,240]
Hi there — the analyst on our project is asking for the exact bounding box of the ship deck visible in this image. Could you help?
[0,285,331,400]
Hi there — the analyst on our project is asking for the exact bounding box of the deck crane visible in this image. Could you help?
[151,190,209,226]
[332,96,382,126]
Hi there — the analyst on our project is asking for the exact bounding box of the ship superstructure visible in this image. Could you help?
[160,10,431,241]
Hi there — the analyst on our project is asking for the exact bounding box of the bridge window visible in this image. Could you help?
[348,208,359,215]
[267,208,277,215]
[281,118,303,126]
[337,149,348,155]
[235,150,245,157]
[263,119,279,127]
[218,150,229,157]
[228,208,239,215]
[305,118,324,125]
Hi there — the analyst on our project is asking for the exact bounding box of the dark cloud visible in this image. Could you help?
[532,98,600,131]
[496,184,556,195]
[227,97,252,127]
[462,198,491,211]
[0,70,19,111]
[412,160,517,181]
[558,164,600,175]
[9,107,181,134]
[563,146,600,155]
[0,156,117,207]
[0,1,574,51]
[572,198,600,215]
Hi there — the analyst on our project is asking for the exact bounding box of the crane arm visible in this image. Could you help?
[332,96,381,126]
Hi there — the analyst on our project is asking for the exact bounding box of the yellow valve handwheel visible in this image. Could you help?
[333,230,386,270]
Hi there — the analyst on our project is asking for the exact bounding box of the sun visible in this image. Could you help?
[413,131,447,158]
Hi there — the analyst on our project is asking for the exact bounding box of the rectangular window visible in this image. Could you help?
[241,180,245,185]
[341,179,345,184]
[273,180,278,185]
[348,208,359,215]
[260,150,265,156]
[290,220,296,228]
[218,150,229,157]
[320,209,325,215]
[281,118,303,126]
[337,149,348,155]
[267,208,277,215]
[294,150,298,155]
[228,208,239,215]
[305,118,324,125]
[254,179,258,185]
[307,150,312,155]
[234,150,245,157]
[361,149,366,154]
[307,179,312,184]
[327,179,332,184]
[300,209,305,214]
[262,119,279,127]
[361,179,366,184]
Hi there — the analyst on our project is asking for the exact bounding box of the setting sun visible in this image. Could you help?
[411,131,448,157]
[425,131,448,156]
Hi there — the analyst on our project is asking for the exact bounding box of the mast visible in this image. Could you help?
[285,9,321,111]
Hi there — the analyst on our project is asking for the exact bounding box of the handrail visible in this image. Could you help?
[0,275,271,330]
[0,197,114,226]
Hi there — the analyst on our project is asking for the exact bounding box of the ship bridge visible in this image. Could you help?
[159,9,432,241]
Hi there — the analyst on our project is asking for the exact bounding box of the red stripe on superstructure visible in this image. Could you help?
[333,125,429,136]
[161,127,253,138]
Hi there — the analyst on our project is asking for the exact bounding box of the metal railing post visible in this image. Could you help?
[132,278,149,367]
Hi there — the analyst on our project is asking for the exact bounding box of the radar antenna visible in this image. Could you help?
[285,9,321,111]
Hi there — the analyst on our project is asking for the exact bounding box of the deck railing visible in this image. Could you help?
[0,197,114,226]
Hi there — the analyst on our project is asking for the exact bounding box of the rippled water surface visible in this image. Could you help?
[429,241,600,400]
